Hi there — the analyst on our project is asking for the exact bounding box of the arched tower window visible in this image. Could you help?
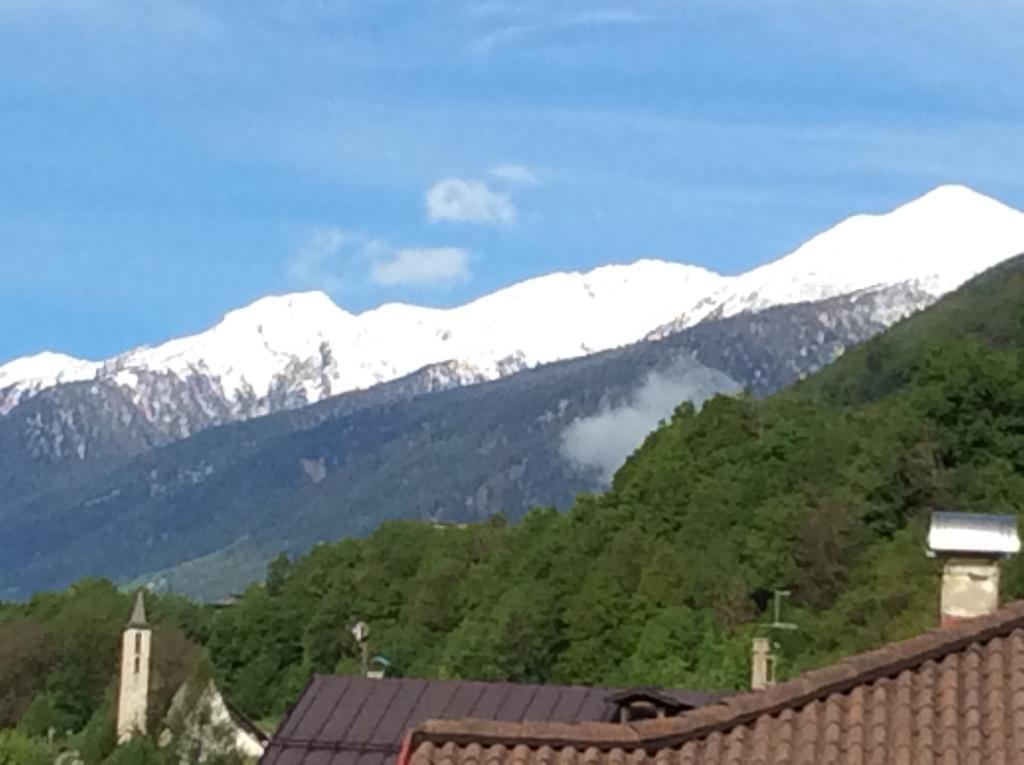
[134,655,141,674]
[135,632,142,654]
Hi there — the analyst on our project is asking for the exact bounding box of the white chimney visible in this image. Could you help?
[927,512,1020,627]
[751,637,772,691]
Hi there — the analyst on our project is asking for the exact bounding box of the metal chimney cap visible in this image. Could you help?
[927,512,1021,557]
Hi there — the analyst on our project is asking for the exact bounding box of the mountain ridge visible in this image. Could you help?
[0,280,945,599]
[5,185,1024,429]
[4,185,1024,598]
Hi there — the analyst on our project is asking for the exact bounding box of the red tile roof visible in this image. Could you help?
[403,600,1024,765]
[261,676,723,765]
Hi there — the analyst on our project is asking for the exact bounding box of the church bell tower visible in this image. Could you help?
[117,591,152,743]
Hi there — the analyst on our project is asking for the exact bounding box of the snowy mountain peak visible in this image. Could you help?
[707,184,1024,318]
[0,352,99,387]
[580,259,722,293]
[219,290,353,328]
[4,184,1024,424]
[900,184,1014,215]
[0,352,101,415]
[838,184,1020,240]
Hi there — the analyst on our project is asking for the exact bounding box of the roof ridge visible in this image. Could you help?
[631,598,1024,747]
[223,697,270,744]
[308,675,625,692]
[410,599,1024,752]
[266,738,400,754]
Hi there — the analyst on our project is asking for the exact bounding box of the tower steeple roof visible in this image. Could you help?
[127,590,148,628]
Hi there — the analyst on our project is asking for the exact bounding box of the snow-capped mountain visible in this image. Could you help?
[0,352,102,413]
[708,183,1024,318]
[3,184,1024,430]
[0,262,730,420]
[649,184,1024,336]
[98,259,728,418]
[0,278,959,598]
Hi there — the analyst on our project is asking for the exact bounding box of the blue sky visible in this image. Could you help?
[2,0,1023,363]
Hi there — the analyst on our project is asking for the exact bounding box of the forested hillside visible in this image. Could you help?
[2,254,1023,745]
[204,253,1024,719]
[2,284,910,600]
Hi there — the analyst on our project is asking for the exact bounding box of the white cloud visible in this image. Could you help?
[370,247,471,286]
[489,163,540,186]
[560,362,742,483]
[426,178,516,225]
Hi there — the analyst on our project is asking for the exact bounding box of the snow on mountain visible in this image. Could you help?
[99,259,727,418]
[711,184,1024,317]
[0,352,101,414]
[106,291,355,414]
[3,184,1024,424]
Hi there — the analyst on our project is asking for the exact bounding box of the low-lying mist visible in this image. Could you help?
[560,360,741,482]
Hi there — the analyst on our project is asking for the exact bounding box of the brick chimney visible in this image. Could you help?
[927,512,1020,627]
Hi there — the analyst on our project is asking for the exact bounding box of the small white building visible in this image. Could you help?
[161,680,267,762]
[116,592,267,762]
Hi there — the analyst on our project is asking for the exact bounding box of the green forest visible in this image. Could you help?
[3,254,1024,762]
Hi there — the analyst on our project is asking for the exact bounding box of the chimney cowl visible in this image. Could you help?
[927,511,1020,558]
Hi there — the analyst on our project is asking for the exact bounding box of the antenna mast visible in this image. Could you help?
[752,589,797,690]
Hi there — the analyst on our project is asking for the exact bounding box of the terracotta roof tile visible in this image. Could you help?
[404,600,1024,765]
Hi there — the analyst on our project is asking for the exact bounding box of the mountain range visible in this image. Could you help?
[5,185,1022,426]
[3,184,1024,599]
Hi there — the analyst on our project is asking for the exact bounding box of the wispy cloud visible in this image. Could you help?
[469,5,654,53]
[288,229,471,292]
[568,10,654,27]
[426,177,517,225]
[471,23,540,54]
[490,162,541,186]
[465,1,530,19]
[286,226,352,293]
[370,247,471,286]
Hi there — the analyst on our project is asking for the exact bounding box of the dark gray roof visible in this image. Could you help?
[261,676,724,765]
[127,590,147,628]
